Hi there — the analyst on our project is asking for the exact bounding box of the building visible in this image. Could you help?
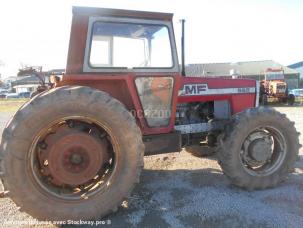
[288,61,303,79]
[11,75,41,93]
[185,60,300,89]
[8,68,64,93]
[2,76,18,89]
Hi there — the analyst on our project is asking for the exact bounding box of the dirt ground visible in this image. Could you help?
[0,104,303,227]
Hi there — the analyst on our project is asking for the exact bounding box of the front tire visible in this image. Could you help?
[0,86,144,220]
[217,107,300,190]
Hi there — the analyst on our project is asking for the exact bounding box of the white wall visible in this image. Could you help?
[15,87,28,93]
[14,85,39,94]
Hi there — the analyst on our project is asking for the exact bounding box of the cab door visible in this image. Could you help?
[81,16,181,135]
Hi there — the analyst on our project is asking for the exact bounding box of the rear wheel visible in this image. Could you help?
[281,97,288,103]
[260,94,268,106]
[288,94,295,106]
[0,86,144,220]
[217,107,300,190]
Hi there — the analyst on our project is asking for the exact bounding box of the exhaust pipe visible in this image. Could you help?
[180,19,186,76]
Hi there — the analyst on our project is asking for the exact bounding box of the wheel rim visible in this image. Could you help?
[29,116,116,200]
[240,126,287,176]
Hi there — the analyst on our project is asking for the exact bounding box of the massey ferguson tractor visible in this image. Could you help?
[260,68,295,105]
[0,7,300,221]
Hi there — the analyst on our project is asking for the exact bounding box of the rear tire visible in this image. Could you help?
[281,97,288,103]
[217,107,300,190]
[260,94,268,106]
[0,86,144,220]
[288,94,295,106]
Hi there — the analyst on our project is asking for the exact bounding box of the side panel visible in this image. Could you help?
[59,73,181,135]
[178,77,257,114]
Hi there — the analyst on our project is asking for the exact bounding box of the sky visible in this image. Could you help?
[0,0,302,77]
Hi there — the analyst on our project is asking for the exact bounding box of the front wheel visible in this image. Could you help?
[217,107,300,190]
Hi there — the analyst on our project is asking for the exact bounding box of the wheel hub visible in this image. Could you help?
[70,152,84,165]
[39,125,110,186]
[242,131,274,167]
[239,126,288,177]
[61,144,90,174]
[248,139,272,162]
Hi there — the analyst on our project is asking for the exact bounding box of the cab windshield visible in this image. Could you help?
[89,22,173,69]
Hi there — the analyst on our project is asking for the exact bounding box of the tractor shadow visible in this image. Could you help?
[102,154,303,228]
[104,167,228,228]
[263,102,303,108]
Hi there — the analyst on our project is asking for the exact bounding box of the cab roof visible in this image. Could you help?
[72,6,173,21]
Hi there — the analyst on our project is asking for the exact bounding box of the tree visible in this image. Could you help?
[17,66,42,77]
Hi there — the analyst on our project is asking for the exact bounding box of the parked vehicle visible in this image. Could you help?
[0,89,9,98]
[289,88,303,98]
[0,93,7,98]
[0,89,9,94]
[259,68,294,105]
[18,92,31,98]
[0,6,300,221]
[5,93,19,98]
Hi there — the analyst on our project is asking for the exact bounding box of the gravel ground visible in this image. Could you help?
[0,106,303,227]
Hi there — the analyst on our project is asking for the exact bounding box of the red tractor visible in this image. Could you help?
[0,7,300,221]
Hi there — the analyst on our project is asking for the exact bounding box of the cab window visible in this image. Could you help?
[89,22,173,69]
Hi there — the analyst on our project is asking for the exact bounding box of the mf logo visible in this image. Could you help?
[179,84,208,96]
[179,84,256,96]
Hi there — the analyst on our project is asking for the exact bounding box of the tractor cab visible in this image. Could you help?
[66,7,179,74]
[61,7,181,134]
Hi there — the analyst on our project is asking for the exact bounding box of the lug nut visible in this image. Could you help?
[99,132,106,139]
[39,142,47,149]
[67,120,74,128]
